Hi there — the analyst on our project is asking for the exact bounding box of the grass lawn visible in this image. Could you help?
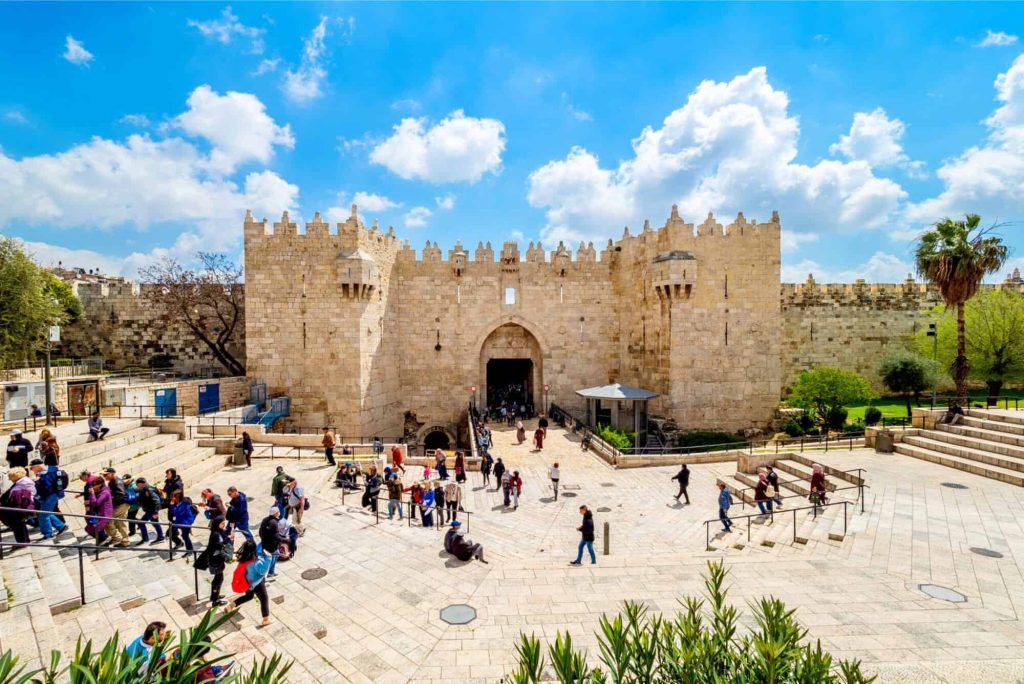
[846,389,1024,422]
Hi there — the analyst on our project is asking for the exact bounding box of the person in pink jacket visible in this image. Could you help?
[0,467,36,547]
[85,477,114,544]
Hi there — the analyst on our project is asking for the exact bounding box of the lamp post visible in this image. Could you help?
[926,322,938,408]
[543,384,550,414]
[44,325,60,426]
[470,385,477,415]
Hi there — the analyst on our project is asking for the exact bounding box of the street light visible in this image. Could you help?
[926,322,938,408]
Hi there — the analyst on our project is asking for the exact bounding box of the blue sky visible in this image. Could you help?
[1,2,1023,282]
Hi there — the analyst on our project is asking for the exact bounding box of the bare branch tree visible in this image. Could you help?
[139,253,245,376]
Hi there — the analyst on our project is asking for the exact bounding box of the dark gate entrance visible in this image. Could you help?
[486,359,533,413]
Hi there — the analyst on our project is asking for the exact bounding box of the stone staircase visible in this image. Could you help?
[894,408,1024,486]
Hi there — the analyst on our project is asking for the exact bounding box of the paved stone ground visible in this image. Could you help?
[6,419,1024,682]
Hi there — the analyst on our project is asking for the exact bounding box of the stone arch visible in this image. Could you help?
[416,423,457,452]
[478,321,545,413]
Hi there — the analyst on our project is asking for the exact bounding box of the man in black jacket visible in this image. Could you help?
[135,477,165,545]
[6,430,33,469]
[259,506,281,576]
[671,464,690,504]
[446,520,486,563]
[102,467,130,547]
[570,505,596,565]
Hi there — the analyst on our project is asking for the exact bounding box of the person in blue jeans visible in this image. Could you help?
[718,483,733,532]
[569,505,596,565]
[134,478,165,544]
[226,487,253,542]
[29,459,67,539]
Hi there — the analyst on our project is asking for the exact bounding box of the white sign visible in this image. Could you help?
[48,326,61,342]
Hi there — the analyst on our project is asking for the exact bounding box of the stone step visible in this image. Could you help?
[793,502,842,545]
[18,418,144,452]
[960,414,1024,437]
[785,453,865,485]
[29,543,82,615]
[902,435,1024,473]
[894,442,1024,486]
[771,460,837,494]
[937,421,1024,449]
[70,432,182,474]
[966,408,1024,426]
[59,427,164,469]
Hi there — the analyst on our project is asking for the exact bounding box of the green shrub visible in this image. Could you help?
[780,418,805,437]
[824,406,849,431]
[675,430,744,451]
[863,407,882,426]
[503,560,875,684]
[594,424,635,450]
[789,367,875,428]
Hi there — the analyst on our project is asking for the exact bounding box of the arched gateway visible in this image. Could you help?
[478,323,544,414]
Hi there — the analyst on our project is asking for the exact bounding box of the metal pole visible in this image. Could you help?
[844,501,848,535]
[44,341,53,426]
[194,552,199,601]
[603,521,610,556]
[78,547,85,605]
[860,484,865,513]
[793,510,797,543]
[746,516,750,542]
[706,522,709,551]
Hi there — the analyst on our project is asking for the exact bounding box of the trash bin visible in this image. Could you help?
[232,445,247,465]
[874,430,894,453]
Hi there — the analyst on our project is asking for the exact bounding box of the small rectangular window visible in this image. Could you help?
[457,284,461,304]
[504,287,516,305]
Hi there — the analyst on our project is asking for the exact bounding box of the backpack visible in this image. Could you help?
[125,485,139,504]
[55,469,70,492]
[189,500,200,516]
[231,560,253,593]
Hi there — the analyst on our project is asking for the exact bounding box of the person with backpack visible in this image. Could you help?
[123,474,140,536]
[135,477,165,545]
[30,459,67,540]
[225,540,273,626]
[717,482,733,533]
[765,465,783,509]
[285,477,307,530]
[167,490,197,552]
[509,471,523,509]
[276,507,298,561]
[259,507,281,576]
[205,516,230,606]
[199,489,227,521]
[671,464,691,504]
[226,487,253,542]
[492,457,506,493]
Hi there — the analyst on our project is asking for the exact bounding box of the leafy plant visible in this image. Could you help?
[788,368,875,430]
[780,418,805,437]
[503,560,875,684]
[594,424,636,450]
[863,407,882,426]
[674,431,745,450]
[878,350,940,417]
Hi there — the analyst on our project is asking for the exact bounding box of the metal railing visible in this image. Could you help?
[704,498,854,551]
[339,488,474,532]
[731,468,866,508]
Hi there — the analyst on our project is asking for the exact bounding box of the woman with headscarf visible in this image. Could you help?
[36,429,61,466]
[0,467,36,547]
[206,516,230,606]
[85,476,113,544]
[754,472,772,515]
[810,464,828,510]
[533,427,545,451]
[454,451,466,484]
[516,420,526,444]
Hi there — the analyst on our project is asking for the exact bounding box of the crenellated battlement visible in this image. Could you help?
[782,273,1024,309]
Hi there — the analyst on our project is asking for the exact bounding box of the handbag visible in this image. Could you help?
[193,547,210,571]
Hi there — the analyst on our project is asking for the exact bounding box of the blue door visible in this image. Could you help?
[198,383,220,414]
[154,388,177,417]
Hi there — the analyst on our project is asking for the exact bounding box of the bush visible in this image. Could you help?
[675,430,745,451]
[594,424,635,450]
[781,418,805,437]
[864,407,882,426]
[789,368,875,428]
[824,406,849,431]
[503,560,875,684]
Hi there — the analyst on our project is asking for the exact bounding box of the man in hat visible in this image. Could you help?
[445,520,486,563]
[6,429,33,469]
[102,467,130,546]
[30,458,67,540]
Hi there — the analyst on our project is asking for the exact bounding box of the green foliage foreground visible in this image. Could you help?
[0,609,292,684]
[504,561,875,684]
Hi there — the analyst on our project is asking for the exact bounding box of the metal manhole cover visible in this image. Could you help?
[597,507,611,512]
[301,567,328,581]
[919,584,967,603]
[970,547,1004,558]
[562,484,582,491]
[562,492,578,498]
[941,482,969,490]
[600,483,616,488]
[440,604,476,625]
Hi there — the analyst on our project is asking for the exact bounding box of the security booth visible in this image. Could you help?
[575,383,658,448]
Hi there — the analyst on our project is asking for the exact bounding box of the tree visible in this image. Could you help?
[44,272,83,323]
[878,351,940,418]
[0,238,70,368]
[915,214,1008,404]
[504,560,874,684]
[139,253,245,376]
[788,367,875,430]
[915,288,1024,404]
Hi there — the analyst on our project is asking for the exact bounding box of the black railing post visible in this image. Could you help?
[793,509,797,543]
[844,501,848,535]
[746,516,750,542]
[78,547,86,605]
[375,502,379,525]
[168,528,174,561]
[860,484,865,513]
[194,551,200,601]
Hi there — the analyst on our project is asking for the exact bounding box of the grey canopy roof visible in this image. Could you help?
[575,383,659,401]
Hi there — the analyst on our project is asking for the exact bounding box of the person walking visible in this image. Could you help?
[754,472,773,516]
[501,468,512,507]
[225,540,273,626]
[321,428,336,466]
[516,420,526,445]
[240,431,254,468]
[88,411,110,441]
[37,430,61,466]
[30,459,67,540]
[102,467,130,547]
[6,430,33,469]
[85,476,113,545]
[372,436,384,458]
[271,466,290,517]
[671,464,690,504]
[135,477,165,545]
[391,444,405,474]
[481,451,493,487]
[454,451,467,484]
[569,505,596,566]
[548,462,560,500]
[0,467,36,548]
[538,414,549,437]
[227,487,253,542]
[493,457,506,493]
[259,506,282,576]
[206,516,230,606]
[435,449,449,480]
[199,489,227,522]
[124,474,140,537]
[444,480,461,522]
[765,465,783,508]
[420,482,435,529]
[163,469,183,502]
[167,490,197,552]
[510,471,523,509]
[717,483,733,533]
[361,468,381,513]
[385,474,404,520]
[285,477,307,530]
[533,427,545,451]
[432,482,446,529]
[810,463,828,512]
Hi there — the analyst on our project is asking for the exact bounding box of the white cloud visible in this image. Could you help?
[7,237,150,277]
[435,193,456,210]
[119,114,151,128]
[370,110,506,183]
[568,104,592,122]
[781,251,914,283]
[780,230,819,253]
[403,206,432,228]
[830,107,922,173]
[252,58,279,76]
[976,30,1019,48]
[281,16,353,104]
[390,99,421,112]
[905,54,1024,227]
[187,6,265,53]
[63,36,93,65]
[3,111,29,125]
[173,85,294,174]
[0,90,300,268]
[351,192,399,212]
[527,67,906,246]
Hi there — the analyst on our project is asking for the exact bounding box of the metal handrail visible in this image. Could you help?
[731,467,866,506]
[339,487,474,532]
[704,498,857,551]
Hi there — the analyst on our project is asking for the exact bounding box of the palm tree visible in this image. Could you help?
[915,214,1008,404]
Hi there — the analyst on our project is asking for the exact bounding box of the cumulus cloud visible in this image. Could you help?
[281,16,352,104]
[830,107,923,175]
[351,192,400,212]
[252,58,279,76]
[781,251,914,283]
[527,67,906,246]
[370,110,506,183]
[976,30,1019,48]
[403,206,432,228]
[63,36,93,65]
[905,54,1024,227]
[780,230,819,253]
[0,89,299,271]
[6,237,152,277]
[187,6,265,53]
[119,114,151,128]
[173,85,294,173]
[435,193,456,210]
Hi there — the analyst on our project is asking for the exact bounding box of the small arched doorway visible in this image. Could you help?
[479,323,543,414]
[423,429,451,451]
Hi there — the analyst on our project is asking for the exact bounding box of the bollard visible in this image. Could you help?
[603,521,610,556]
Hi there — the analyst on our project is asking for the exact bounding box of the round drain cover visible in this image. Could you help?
[440,604,476,625]
[597,507,611,512]
[941,482,969,490]
[970,547,1004,558]
[919,583,967,603]
[301,567,328,581]
[561,492,577,498]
